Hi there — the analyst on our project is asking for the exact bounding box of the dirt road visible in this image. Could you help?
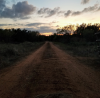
[0,42,100,98]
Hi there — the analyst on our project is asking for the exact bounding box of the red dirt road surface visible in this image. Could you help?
[0,42,100,98]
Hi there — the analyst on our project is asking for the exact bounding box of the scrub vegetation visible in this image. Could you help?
[0,42,44,69]
[54,42,100,69]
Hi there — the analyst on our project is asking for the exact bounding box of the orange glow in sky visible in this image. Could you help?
[40,32,53,36]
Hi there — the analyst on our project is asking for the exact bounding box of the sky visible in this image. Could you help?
[0,0,100,35]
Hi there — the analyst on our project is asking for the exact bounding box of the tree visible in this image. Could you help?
[56,24,76,35]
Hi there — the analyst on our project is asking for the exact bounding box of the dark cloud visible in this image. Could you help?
[0,1,36,18]
[57,11,65,14]
[12,1,36,17]
[1,7,14,18]
[0,24,8,26]
[37,3,99,18]
[0,0,6,14]
[72,11,81,16]
[38,7,60,17]
[20,16,31,20]
[0,23,25,27]
[81,0,90,4]
[25,26,56,33]
[72,4,99,16]
[26,23,46,26]
[0,23,19,26]
[82,4,98,12]
[38,8,50,14]
[38,26,56,33]
[64,10,72,17]
[46,7,60,17]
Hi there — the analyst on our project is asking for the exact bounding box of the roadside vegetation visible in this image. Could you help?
[54,42,100,69]
[0,42,44,69]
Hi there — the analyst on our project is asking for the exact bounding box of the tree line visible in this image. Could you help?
[0,28,45,43]
[0,23,100,43]
[54,23,100,43]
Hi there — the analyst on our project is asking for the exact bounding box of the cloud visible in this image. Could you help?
[95,4,100,11]
[97,7,100,11]
[38,26,56,33]
[64,10,72,17]
[0,0,99,20]
[26,21,58,28]
[56,25,60,27]
[12,1,36,17]
[72,4,99,16]
[0,23,25,27]
[0,24,8,26]
[81,0,90,4]
[25,26,56,33]
[46,7,60,17]
[82,4,99,12]
[38,8,50,14]
[0,0,6,14]
[26,23,46,26]
[38,7,60,17]
[72,11,82,16]
[0,1,62,19]
[57,11,65,14]
[20,16,31,20]
[0,1,36,18]
[1,7,14,18]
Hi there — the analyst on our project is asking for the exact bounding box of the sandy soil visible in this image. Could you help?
[0,42,100,98]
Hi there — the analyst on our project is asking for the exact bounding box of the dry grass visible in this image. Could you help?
[0,42,44,69]
[54,42,100,70]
